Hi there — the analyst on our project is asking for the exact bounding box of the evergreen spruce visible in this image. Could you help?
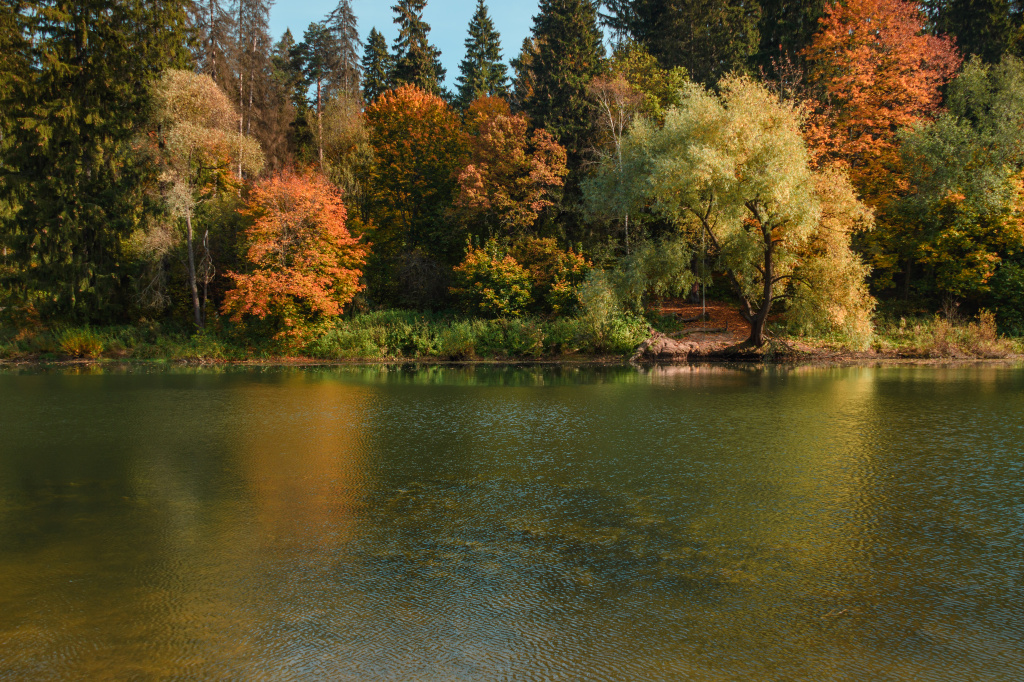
[757,0,826,75]
[0,0,192,321]
[526,0,606,162]
[456,0,509,107]
[362,28,395,103]
[326,0,362,98]
[390,0,446,96]
[934,0,1018,62]
[600,0,761,87]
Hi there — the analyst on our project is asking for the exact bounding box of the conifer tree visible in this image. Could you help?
[326,0,362,98]
[526,0,605,162]
[456,0,509,108]
[600,0,761,87]
[362,28,395,103]
[933,0,1018,62]
[294,22,336,169]
[0,0,192,321]
[757,0,826,75]
[190,0,236,88]
[390,0,446,96]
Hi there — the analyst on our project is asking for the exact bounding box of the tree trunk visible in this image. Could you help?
[746,227,775,347]
[317,78,324,172]
[185,212,203,329]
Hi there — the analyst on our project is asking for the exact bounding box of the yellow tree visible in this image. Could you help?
[149,69,264,328]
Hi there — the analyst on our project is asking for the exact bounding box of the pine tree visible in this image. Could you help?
[1,0,192,321]
[526,0,605,162]
[390,0,446,96]
[599,0,761,87]
[456,0,509,107]
[326,0,362,99]
[362,27,395,103]
[933,0,1017,62]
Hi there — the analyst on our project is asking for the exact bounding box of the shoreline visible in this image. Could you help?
[3,352,1022,371]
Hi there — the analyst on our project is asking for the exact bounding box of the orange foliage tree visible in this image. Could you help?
[803,0,961,208]
[222,172,368,335]
[456,96,568,237]
[365,85,470,273]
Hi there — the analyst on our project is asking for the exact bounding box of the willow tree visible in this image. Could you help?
[588,76,875,346]
[149,70,264,328]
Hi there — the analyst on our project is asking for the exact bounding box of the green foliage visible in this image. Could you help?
[893,56,1024,301]
[601,0,761,87]
[451,239,533,317]
[873,311,1017,358]
[525,0,606,161]
[932,0,1022,64]
[456,0,509,107]
[608,236,696,313]
[1,1,192,323]
[362,28,394,104]
[989,259,1024,335]
[390,0,446,96]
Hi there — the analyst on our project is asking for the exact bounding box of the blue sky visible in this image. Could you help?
[269,1,542,89]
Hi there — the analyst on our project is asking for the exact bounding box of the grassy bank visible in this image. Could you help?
[2,309,1021,364]
[0,310,650,363]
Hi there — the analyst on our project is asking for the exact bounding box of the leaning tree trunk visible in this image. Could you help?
[746,226,775,347]
[185,212,203,329]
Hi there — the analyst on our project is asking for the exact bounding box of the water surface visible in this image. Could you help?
[1,364,1022,680]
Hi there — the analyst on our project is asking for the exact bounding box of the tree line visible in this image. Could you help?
[2,0,1024,348]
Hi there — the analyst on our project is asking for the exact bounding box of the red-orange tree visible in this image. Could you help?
[223,173,368,336]
[365,85,470,273]
[803,0,961,208]
[456,97,568,237]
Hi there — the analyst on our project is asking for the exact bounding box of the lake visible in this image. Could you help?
[0,363,1022,680]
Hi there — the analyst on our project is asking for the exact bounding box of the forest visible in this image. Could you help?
[2,0,1024,361]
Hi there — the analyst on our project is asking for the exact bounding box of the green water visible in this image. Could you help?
[0,364,1022,681]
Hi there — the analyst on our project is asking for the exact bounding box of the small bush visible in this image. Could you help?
[511,237,592,315]
[451,239,532,317]
[58,328,105,358]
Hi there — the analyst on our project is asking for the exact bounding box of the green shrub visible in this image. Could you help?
[610,236,696,312]
[989,260,1024,336]
[451,239,532,318]
[437,321,477,358]
[308,328,384,359]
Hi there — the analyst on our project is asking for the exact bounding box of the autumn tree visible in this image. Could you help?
[456,0,510,107]
[362,28,395,104]
[456,98,569,237]
[589,77,876,346]
[223,172,368,337]
[364,85,470,301]
[803,0,961,208]
[148,69,264,328]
